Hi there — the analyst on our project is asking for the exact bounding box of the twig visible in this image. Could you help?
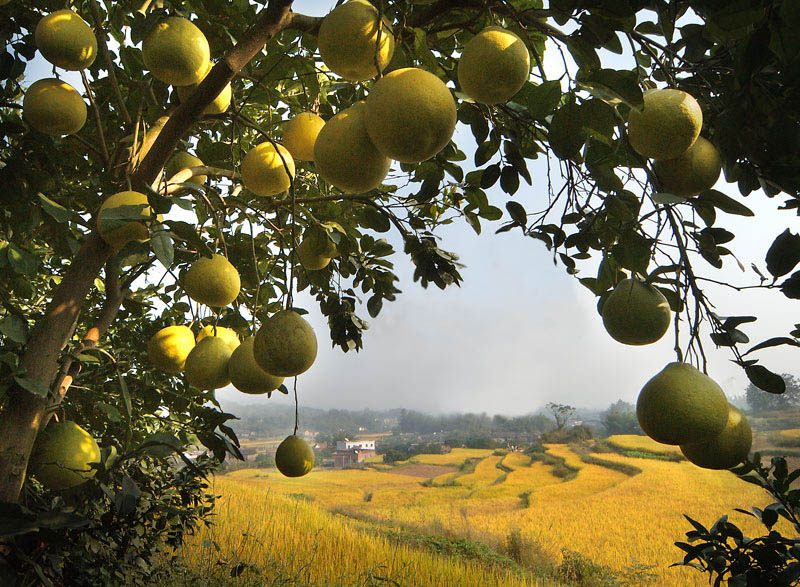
[87,0,132,127]
[80,70,109,165]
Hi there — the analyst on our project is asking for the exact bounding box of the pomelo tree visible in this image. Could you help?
[1,0,799,582]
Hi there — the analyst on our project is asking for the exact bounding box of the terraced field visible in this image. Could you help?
[186,441,780,586]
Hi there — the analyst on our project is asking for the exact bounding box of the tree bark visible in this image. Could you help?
[0,0,303,504]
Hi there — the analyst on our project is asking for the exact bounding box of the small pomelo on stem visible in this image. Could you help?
[654,136,722,198]
[457,26,530,105]
[97,191,153,249]
[184,336,233,390]
[254,310,317,377]
[142,17,210,86]
[314,101,390,194]
[628,88,703,160]
[282,112,325,162]
[636,362,729,446]
[601,278,671,345]
[35,9,97,71]
[275,434,314,477]
[30,421,101,491]
[680,404,752,469]
[23,78,87,136]
[147,325,195,373]
[228,337,284,395]
[183,254,241,308]
[241,142,295,196]
[196,325,240,351]
[318,0,395,82]
[364,67,457,163]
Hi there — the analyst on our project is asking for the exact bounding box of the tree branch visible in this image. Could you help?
[87,0,132,127]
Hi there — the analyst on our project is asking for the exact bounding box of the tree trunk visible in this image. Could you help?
[0,0,299,504]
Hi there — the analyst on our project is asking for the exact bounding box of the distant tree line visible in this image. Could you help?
[397,409,554,436]
[746,374,800,413]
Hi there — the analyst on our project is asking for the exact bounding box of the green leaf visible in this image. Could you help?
[745,365,786,394]
[7,244,37,275]
[743,337,800,356]
[367,295,382,318]
[651,192,687,205]
[151,226,174,269]
[500,167,520,195]
[506,201,527,225]
[37,193,71,223]
[765,229,800,278]
[526,80,562,120]
[0,315,28,343]
[577,68,643,108]
[696,190,754,217]
[14,376,49,397]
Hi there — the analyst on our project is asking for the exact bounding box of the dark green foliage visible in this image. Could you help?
[746,374,800,413]
[674,455,800,586]
[601,400,642,436]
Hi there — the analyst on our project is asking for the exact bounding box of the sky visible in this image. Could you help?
[22,1,800,415]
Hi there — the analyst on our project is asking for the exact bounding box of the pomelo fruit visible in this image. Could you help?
[147,325,195,373]
[228,337,285,395]
[601,278,671,345]
[628,88,703,160]
[97,190,152,249]
[184,254,241,307]
[318,0,395,82]
[176,61,232,115]
[35,9,97,71]
[282,112,325,162]
[166,151,206,185]
[184,336,232,389]
[23,78,87,136]
[30,421,101,490]
[254,310,318,377]
[297,230,338,271]
[142,17,210,86]
[275,435,314,477]
[196,325,240,351]
[364,67,457,163]
[457,26,530,105]
[241,142,295,196]
[654,136,722,198]
[680,404,752,469]
[314,101,391,194]
[637,362,729,446]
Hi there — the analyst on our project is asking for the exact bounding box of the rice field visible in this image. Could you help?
[605,434,683,456]
[182,441,784,586]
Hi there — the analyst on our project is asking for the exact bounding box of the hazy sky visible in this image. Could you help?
[23,1,800,415]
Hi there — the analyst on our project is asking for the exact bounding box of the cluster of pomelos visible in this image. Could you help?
[20,1,747,486]
[592,89,750,471]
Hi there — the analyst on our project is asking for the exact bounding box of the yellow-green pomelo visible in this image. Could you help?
[680,404,752,469]
[97,191,152,249]
[35,9,97,71]
[601,278,671,345]
[254,310,318,377]
[654,136,722,198]
[23,78,87,136]
[365,68,457,163]
[30,421,100,491]
[637,362,729,446]
[196,325,240,351]
[297,235,337,271]
[184,336,232,390]
[628,88,703,159]
[318,0,395,82]
[147,325,195,373]
[184,254,241,307]
[241,142,295,197]
[457,26,530,105]
[282,112,325,162]
[275,435,314,478]
[314,101,391,193]
[228,337,284,395]
[142,17,210,86]
[176,61,232,115]
[166,151,206,185]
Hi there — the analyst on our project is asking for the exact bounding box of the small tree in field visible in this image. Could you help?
[2,0,800,583]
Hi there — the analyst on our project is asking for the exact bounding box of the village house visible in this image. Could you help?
[332,439,376,468]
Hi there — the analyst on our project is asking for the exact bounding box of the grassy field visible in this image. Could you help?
[177,441,785,586]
